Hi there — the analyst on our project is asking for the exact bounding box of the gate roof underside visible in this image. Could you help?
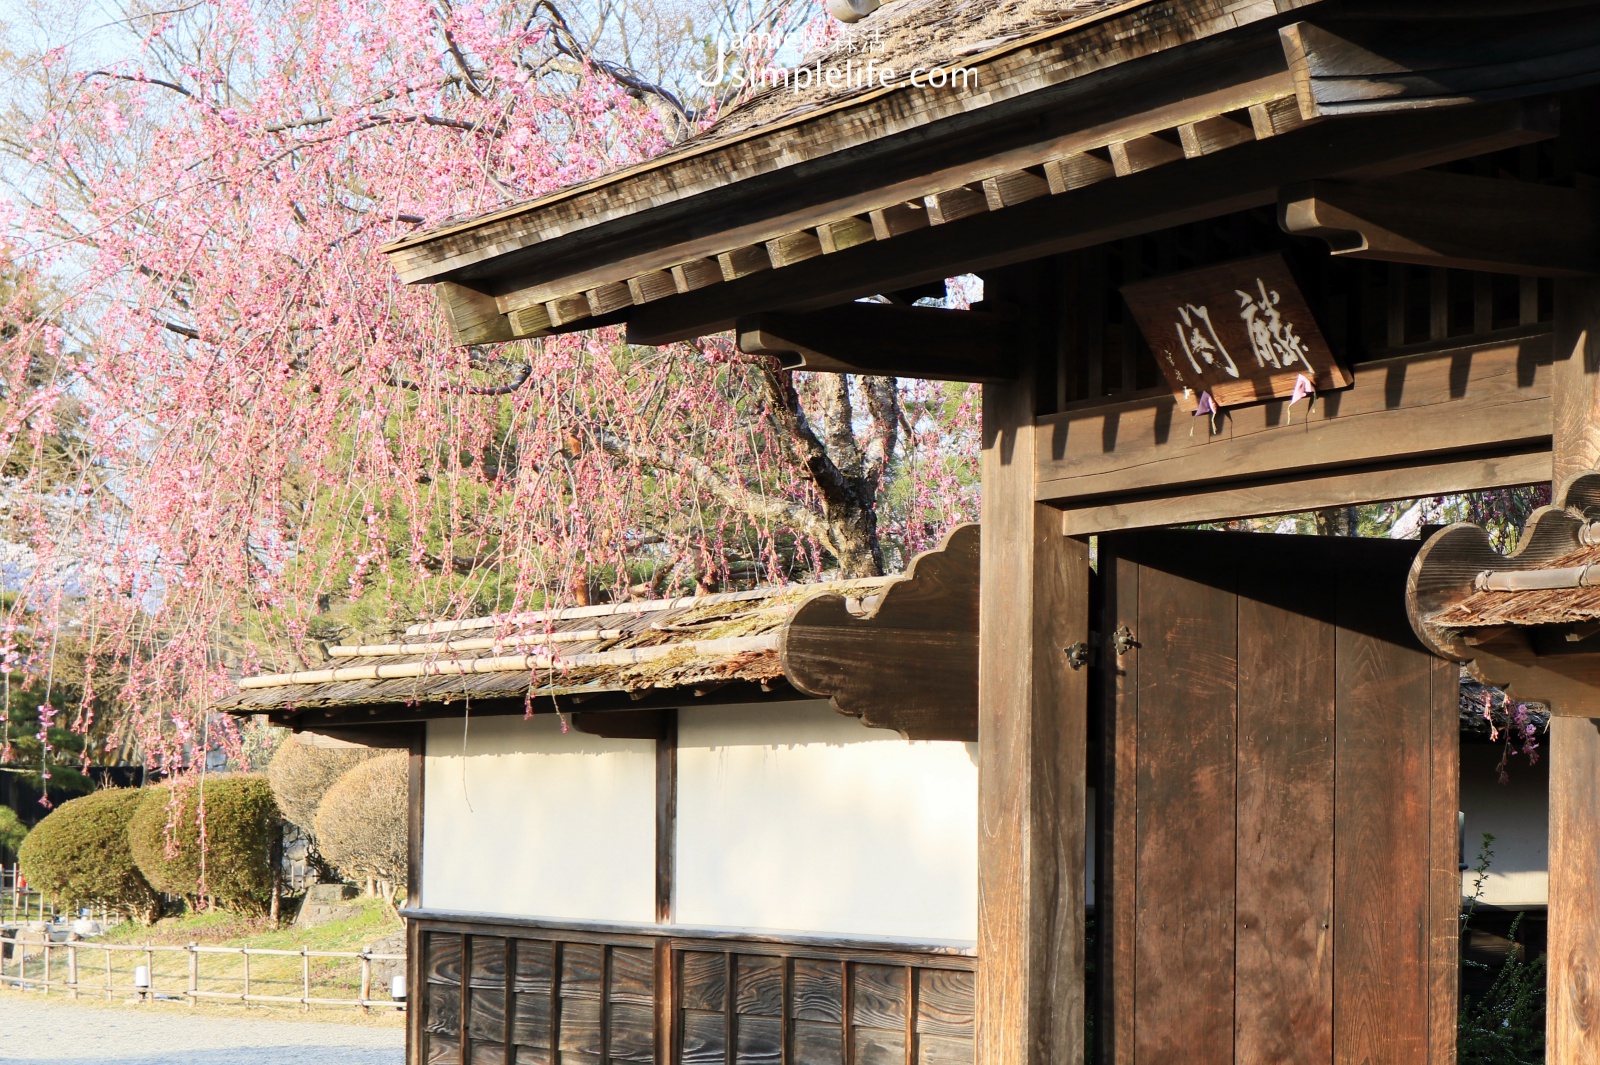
[381,0,1600,352]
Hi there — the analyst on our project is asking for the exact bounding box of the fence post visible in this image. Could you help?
[301,946,310,1011]
[359,951,371,1015]
[42,940,50,995]
[144,946,153,1004]
[68,942,77,1001]
[187,944,198,1007]
[105,946,112,1001]
[242,949,250,1005]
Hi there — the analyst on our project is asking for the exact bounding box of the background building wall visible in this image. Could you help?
[673,701,979,942]
[422,715,657,922]
[1460,742,1550,907]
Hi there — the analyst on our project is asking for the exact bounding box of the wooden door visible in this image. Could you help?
[1097,531,1458,1065]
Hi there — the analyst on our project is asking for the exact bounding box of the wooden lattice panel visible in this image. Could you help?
[415,922,974,1065]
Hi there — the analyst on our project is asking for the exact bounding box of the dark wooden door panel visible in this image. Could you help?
[1101,531,1458,1065]
[1133,558,1238,1065]
[1235,568,1336,1065]
[1334,576,1436,1065]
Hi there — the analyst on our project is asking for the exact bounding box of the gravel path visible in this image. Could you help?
[0,991,404,1065]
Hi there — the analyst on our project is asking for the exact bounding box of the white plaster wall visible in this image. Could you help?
[1460,743,1549,907]
[674,702,978,942]
[422,715,656,922]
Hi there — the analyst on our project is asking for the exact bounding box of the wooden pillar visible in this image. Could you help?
[1549,277,1600,1063]
[407,724,425,1065]
[978,264,1089,1065]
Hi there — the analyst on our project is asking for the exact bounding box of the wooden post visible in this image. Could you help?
[43,940,50,994]
[302,945,310,1011]
[68,942,77,1001]
[243,948,251,1005]
[977,262,1089,1065]
[145,946,154,1004]
[407,724,425,1065]
[188,943,198,1006]
[360,951,372,1015]
[105,946,112,1001]
[1549,276,1600,1063]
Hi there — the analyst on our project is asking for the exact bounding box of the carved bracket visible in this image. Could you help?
[1408,469,1600,714]
[1282,172,1600,277]
[780,524,978,741]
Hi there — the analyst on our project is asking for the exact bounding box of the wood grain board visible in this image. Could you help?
[1036,333,1555,505]
[1099,531,1459,1065]
[414,921,975,1065]
[1131,554,1237,1065]
[1548,277,1600,1065]
[977,264,1089,1065]
[781,523,978,741]
[1121,253,1351,409]
[1234,565,1335,1065]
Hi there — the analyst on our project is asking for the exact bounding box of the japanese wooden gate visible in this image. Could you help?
[381,3,1600,1063]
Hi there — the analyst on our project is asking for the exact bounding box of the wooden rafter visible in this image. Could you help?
[624,99,1554,346]
[461,74,1320,345]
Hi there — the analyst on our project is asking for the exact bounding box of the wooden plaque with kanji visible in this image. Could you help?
[1121,253,1352,411]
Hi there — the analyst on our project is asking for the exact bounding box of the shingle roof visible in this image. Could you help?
[699,0,1125,144]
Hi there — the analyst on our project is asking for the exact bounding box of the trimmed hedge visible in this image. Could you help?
[128,774,280,914]
[0,804,26,856]
[314,752,408,897]
[267,740,377,835]
[17,788,160,923]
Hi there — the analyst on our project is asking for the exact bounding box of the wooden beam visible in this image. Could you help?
[438,281,516,345]
[1057,447,1550,536]
[780,523,978,741]
[290,726,417,749]
[627,99,1555,346]
[737,302,1019,383]
[1548,276,1600,1065]
[1035,335,1555,504]
[656,709,676,926]
[978,264,1086,1065]
[1281,171,1600,277]
[1281,11,1600,119]
[406,724,425,1065]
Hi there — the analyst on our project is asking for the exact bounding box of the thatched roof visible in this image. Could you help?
[1430,539,1600,629]
[220,577,891,715]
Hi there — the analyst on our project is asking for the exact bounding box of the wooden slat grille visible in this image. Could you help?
[1044,141,1566,416]
[415,921,974,1065]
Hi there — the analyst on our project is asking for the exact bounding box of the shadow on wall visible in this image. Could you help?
[24,1051,400,1065]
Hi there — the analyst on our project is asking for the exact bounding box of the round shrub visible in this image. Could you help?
[267,740,377,835]
[314,753,408,900]
[128,774,280,914]
[17,788,160,923]
[0,805,27,856]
